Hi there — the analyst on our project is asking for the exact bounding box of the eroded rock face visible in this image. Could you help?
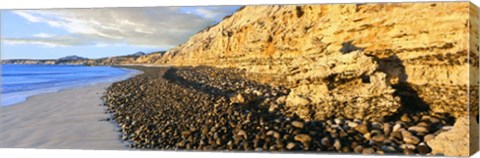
[284,51,401,120]
[144,2,473,120]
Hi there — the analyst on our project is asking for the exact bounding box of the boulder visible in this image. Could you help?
[426,117,476,156]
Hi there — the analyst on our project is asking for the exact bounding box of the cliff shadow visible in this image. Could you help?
[340,41,364,54]
[373,55,430,119]
[163,67,241,98]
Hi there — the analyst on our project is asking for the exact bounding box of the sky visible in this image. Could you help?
[0,6,241,59]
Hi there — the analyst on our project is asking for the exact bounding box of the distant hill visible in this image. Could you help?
[131,51,146,56]
[58,55,89,61]
[0,50,169,65]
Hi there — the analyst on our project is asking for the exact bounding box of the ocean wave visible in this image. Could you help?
[1,64,140,106]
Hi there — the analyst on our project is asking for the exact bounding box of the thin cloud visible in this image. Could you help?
[4,35,95,47]
[4,39,67,48]
[4,6,240,48]
[33,33,55,38]
[94,43,110,47]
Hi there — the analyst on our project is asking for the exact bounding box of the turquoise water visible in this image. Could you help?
[1,64,139,106]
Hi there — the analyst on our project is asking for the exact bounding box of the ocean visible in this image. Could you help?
[1,64,139,106]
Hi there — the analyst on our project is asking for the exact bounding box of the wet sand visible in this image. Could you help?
[0,83,126,150]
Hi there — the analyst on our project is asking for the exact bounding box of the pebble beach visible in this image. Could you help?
[102,66,457,155]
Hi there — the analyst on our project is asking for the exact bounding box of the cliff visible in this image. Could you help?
[143,2,477,122]
[3,3,475,122]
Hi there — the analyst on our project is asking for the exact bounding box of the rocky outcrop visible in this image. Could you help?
[145,2,474,121]
[284,51,401,121]
[426,117,477,156]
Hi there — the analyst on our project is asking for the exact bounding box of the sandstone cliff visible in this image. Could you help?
[143,2,477,123]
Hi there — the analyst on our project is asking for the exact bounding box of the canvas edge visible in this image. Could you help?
[468,1,480,157]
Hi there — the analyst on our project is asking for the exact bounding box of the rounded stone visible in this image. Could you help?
[291,121,305,129]
[400,143,416,150]
[371,122,383,130]
[363,132,372,140]
[403,136,420,145]
[400,114,412,122]
[403,149,414,155]
[273,132,281,139]
[381,145,396,153]
[355,124,369,134]
[237,130,248,138]
[354,145,363,153]
[362,148,375,155]
[392,123,402,132]
[371,129,383,136]
[333,139,342,150]
[390,131,403,140]
[417,142,431,154]
[234,94,245,103]
[347,121,359,128]
[408,126,429,133]
[294,134,312,144]
[321,137,331,146]
[372,135,386,142]
[383,123,392,135]
[416,122,430,128]
[286,142,296,150]
[334,118,344,125]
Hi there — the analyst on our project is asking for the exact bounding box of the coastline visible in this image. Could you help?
[0,64,465,155]
[0,66,142,149]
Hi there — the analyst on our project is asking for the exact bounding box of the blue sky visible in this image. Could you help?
[1,6,240,59]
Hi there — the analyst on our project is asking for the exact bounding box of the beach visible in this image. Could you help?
[0,83,126,150]
[0,65,465,155]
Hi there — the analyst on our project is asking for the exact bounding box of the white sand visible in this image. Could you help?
[0,83,126,150]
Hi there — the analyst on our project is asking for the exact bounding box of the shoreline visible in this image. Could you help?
[0,66,142,149]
